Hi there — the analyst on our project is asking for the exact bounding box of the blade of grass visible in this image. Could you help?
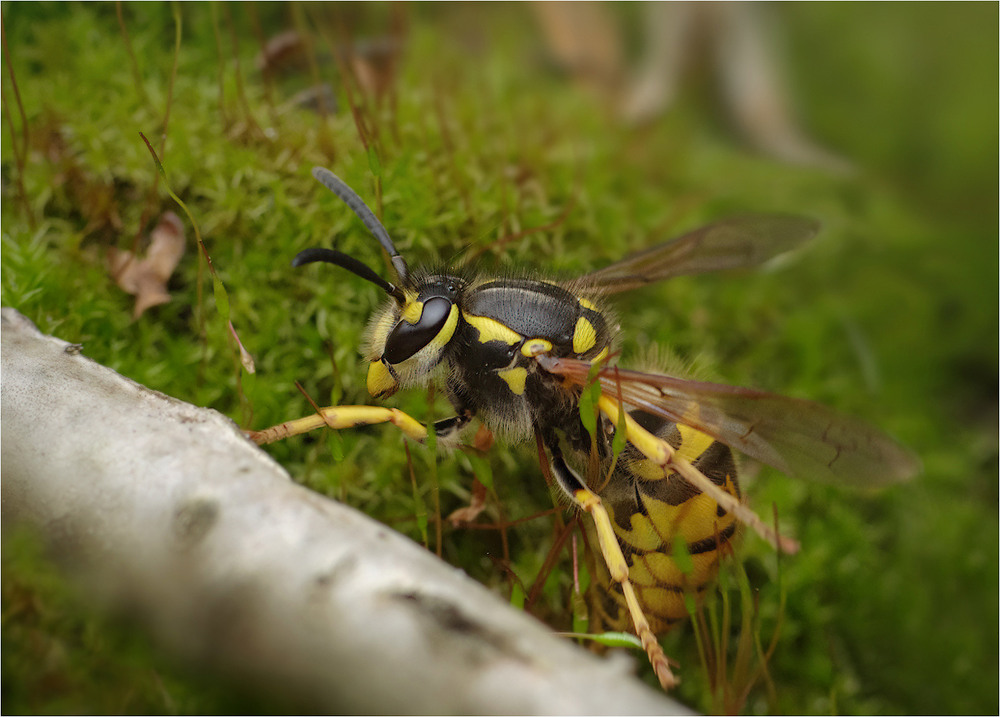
[1,10,33,227]
[293,4,336,161]
[209,3,230,129]
[138,131,256,424]
[403,440,429,550]
[222,2,264,140]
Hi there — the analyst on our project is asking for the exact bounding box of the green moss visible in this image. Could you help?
[2,3,996,714]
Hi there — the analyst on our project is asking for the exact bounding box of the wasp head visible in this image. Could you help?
[295,167,462,398]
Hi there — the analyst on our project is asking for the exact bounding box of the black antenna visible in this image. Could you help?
[292,248,406,304]
[312,167,411,284]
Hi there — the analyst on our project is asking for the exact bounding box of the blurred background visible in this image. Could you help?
[2,3,996,714]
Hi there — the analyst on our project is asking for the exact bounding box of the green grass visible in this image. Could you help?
[2,3,996,714]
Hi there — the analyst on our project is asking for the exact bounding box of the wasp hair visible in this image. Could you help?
[292,247,407,305]
[312,167,411,285]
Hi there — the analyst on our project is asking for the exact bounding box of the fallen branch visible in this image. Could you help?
[0,308,689,715]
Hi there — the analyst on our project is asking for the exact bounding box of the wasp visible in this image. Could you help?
[251,167,919,689]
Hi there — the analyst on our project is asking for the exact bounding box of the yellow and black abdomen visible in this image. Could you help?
[590,410,741,635]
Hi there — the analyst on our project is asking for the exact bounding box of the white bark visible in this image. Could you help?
[0,308,690,715]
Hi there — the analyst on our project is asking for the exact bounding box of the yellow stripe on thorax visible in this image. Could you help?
[573,316,597,354]
[521,338,553,357]
[463,312,523,345]
[497,366,528,395]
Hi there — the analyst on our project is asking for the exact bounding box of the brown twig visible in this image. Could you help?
[116,1,150,107]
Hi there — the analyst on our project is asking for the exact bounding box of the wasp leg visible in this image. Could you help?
[543,433,679,690]
[248,406,472,446]
[595,395,800,554]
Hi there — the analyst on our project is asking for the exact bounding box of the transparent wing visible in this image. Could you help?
[537,356,920,487]
[572,215,820,295]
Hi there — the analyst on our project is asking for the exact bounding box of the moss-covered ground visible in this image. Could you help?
[2,4,996,714]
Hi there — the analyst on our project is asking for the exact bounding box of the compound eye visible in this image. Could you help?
[382,297,452,364]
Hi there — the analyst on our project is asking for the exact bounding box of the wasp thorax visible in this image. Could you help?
[364,288,460,397]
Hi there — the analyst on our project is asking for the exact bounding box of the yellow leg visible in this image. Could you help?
[248,405,429,445]
[596,395,800,554]
[573,485,678,690]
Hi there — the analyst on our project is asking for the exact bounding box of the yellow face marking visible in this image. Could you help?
[593,346,610,364]
[463,312,523,346]
[572,316,597,354]
[374,306,458,389]
[401,299,423,324]
[366,360,398,397]
[521,338,553,357]
[578,297,599,311]
[434,305,460,347]
[366,306,397,360]
[497,366,528,395]
[417,305,460,355]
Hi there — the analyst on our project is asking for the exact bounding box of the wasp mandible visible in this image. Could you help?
[251,167,919,689]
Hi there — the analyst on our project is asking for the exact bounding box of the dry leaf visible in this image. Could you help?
[447,478,489,526]
[473,424,495,453]
[109,212,185,319]
[229,320,256,374]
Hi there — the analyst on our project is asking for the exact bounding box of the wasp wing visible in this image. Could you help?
[537,356,920,487]
[572,215,820,295]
